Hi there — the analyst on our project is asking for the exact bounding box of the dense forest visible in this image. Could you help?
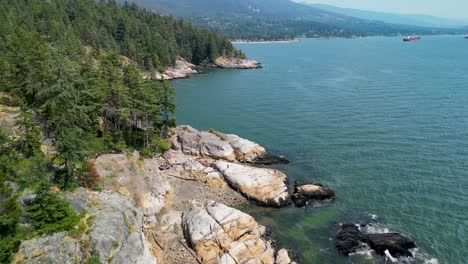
[0,0,242,262]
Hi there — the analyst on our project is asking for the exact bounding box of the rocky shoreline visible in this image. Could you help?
[12,125,422,264]
[15,126,314,264]
[144,56,262,81]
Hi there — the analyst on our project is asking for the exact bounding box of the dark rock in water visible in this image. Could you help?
[336,223,417,259]
[251,154,289,165]
[368,233,417,258]
[292,182,335,207]
[336,224,370,255]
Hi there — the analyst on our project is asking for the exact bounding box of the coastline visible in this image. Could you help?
[232,39,300,44]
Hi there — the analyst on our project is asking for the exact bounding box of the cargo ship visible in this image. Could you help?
[403,36,421,42]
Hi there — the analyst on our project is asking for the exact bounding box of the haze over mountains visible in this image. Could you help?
[122,0,468,40]
[306,3,468,29]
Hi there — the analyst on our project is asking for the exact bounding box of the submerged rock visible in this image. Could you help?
[213,161,291,207]
[292,182,335,207]
[336,223,417,259]
[182,200,280,264]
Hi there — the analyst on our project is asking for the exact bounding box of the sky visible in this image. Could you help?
[295,0,468,20]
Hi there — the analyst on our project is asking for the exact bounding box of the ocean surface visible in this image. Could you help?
[172,36,468,264]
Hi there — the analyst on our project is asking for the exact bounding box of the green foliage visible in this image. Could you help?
[0,179,22,264]
[84,256,102,264]
[26,183,79,235]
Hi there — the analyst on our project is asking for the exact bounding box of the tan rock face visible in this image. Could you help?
[213,161,291,207]
[220,133,268,162]
[275,249,297,264]
[182,200,275,264]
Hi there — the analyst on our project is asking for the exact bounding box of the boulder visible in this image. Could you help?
[335,224,370,256]
[17,232,82,264]
[213,161,290,207]
[367,233,417,258]
[182,200,275,264]
[275,249,296,264]
[336,223,417,259]
[171,126,289,165]
[292,183,335,207]
[217,133,288,164]
[219,133,268,162]
[178,130,236,160]
[183,160,206,172]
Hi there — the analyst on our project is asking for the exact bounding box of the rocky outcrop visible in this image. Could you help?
[94,152,171,228]
[177,129,236,161]
[335,224,370,256]
[336,223,417,259]
[292,183,335,207]
[183,200,292,264]
[214,161,291,207]
[144,57,198,81]
[204,56,262,69]
[62,187,88,214]
[17,232,82,264]
[171,126,288,165]
[367,233,417,258]
[87,191,157,264]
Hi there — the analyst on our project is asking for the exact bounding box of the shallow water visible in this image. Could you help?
[173,36,468,264]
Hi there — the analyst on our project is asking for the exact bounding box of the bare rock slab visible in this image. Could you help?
[17,232,82,264]
[213,161,291,207]
[182,200,276,264]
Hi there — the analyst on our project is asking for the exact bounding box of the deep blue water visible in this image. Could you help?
[173,36,468,264]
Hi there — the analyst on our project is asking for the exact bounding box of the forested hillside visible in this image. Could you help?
[0,1,241,262]
[128,0,468,40]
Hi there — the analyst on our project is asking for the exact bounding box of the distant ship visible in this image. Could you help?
[465,36,468,39]
[403,36,421,42]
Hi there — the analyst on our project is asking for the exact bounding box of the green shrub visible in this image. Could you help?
[139,148,153,159]
[157,139,171,153]
[84,255,101,264]
[26,184,79,235]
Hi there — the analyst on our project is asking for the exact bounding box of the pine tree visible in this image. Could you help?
[159,80,176,139]
[26,182,79,235]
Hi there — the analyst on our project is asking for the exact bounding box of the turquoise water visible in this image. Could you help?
[173,36,468,264]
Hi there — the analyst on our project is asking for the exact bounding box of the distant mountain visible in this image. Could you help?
[121,0,468,40]
[307,3,468,28]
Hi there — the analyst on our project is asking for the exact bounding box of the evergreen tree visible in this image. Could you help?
[26,182,79,235]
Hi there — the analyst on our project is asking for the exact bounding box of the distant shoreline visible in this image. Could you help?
[231,39,299,44]
[232,34,468,44]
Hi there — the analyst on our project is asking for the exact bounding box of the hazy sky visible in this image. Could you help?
[295,0,468,20]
